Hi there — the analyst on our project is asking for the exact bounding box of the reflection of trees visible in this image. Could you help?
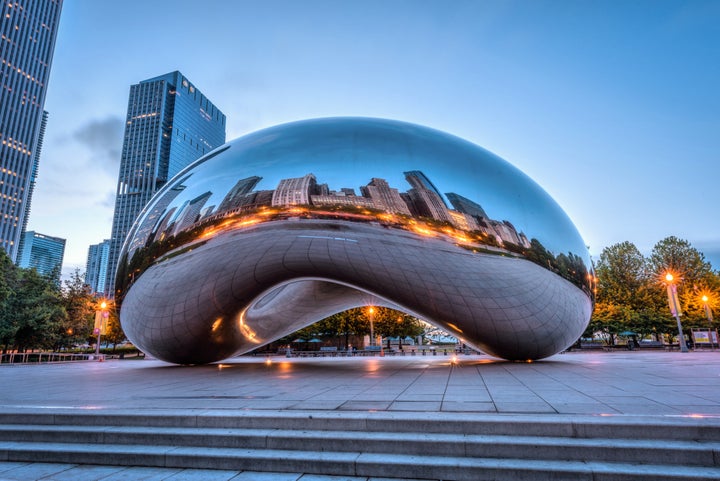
[115,222,210,303]
[502,238,592,293]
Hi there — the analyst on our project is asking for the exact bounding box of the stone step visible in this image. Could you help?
[1,441,720,481]
[2,410,719,480]
[0,424,718,468]
[1,410,719,441]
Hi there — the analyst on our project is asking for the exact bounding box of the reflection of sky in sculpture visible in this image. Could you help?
[127,117,590,270]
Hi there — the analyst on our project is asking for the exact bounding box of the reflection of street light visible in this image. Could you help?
[664,273,688,352]
[701,295,715,350]
[95,301,108,359]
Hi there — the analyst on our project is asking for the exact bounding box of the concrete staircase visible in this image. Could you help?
[0,410,718,480]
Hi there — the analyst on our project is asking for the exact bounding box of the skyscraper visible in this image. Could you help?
[17,230,65,282]
[16,110,47,261]
[105,71,226,297]
[85,239,110,295]
[0,0,63,262]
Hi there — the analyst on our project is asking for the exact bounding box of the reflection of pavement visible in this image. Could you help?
[1,352,720,480]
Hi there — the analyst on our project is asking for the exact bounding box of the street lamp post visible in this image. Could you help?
[665,274,688,352]
[368,307,375,347]
[702,295,715,350]
[94,301,108,359]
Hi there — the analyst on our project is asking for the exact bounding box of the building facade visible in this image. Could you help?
[85,239,110,295]
[0,0,63,262]
[17,230,65,282]
[105,71,226,297]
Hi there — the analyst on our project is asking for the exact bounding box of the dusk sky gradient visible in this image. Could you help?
[29,0,720,275]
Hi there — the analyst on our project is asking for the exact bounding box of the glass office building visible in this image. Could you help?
[17,230,65,282]
[85,239,110,295]
[0,0,63,262]
[105,71,226,297]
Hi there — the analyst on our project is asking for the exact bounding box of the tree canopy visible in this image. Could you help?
[0,250,125,353]
[588,237,719,345]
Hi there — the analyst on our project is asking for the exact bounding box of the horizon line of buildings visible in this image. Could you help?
[131,170,530,258]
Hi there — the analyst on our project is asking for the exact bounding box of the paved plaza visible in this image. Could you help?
[1,350,720,480]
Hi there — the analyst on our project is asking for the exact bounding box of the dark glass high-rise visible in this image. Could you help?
[104,71,226,296]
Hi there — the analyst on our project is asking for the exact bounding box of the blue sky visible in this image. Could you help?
[31,0,720,274]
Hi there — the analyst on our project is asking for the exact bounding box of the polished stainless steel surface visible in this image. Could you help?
[117,117,593,364]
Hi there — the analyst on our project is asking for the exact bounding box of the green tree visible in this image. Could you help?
[590,238,717,346]
[680,270,720,332]
[320,308,369,349]
[59,269,97,349]
[0,250,19,351]
[585,302,629,345]
[8,268,66,352]
[102,304,126,349]
[373,308,424,349]
[595,242,649,306]
[649,236,713,287]
[649,236,714,334]
[590,241,670,343]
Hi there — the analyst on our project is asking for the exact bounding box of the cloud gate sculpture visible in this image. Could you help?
[116,117,593,364]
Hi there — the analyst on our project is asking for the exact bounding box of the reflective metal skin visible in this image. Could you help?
[117,118,593,364]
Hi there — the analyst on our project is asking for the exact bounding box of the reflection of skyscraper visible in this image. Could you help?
[105,72,226,296]
[403,171,452,223]
[360,178,411,215]
[1,2,63,262]
[404,171,448,207]
[406,188,453,223]
[153,206,178,241]
[252,190,275,208]
[482,219,527,247]
[86,240,110,295]
[311,194,375,208]
[125,177,188,257]
[317,183,330,196]
[445,192,488,219]
[272,174,317,206]
[217,176,262,213]
[175,191,212,233]
[448,210,480,231]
